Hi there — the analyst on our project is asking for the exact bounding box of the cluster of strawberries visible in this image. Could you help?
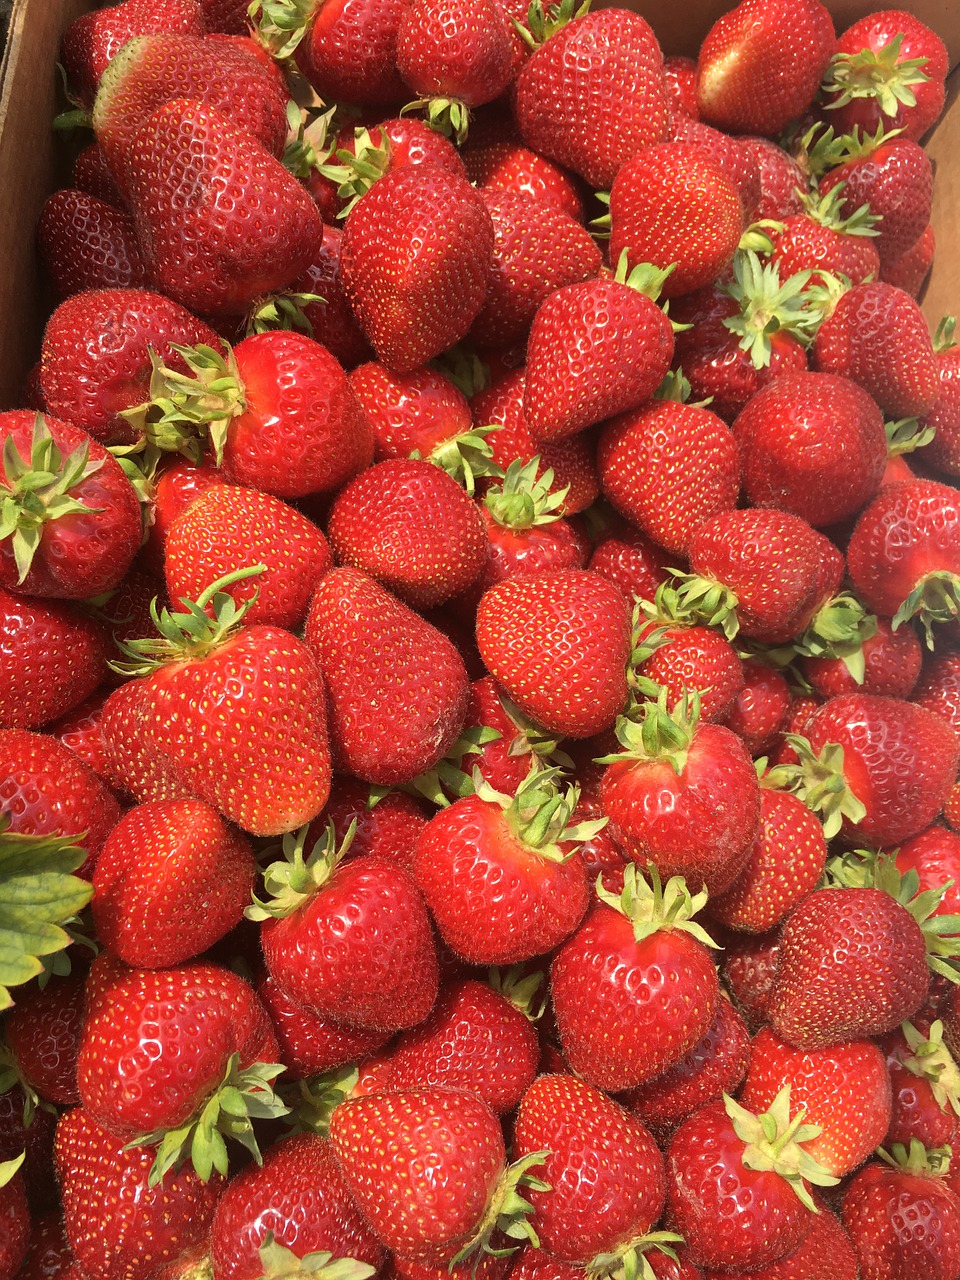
[1,0,960,1277]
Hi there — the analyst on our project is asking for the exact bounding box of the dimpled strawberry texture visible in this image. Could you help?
[0,590,106,731]
[298,0,409,105]
[38,189,147,299]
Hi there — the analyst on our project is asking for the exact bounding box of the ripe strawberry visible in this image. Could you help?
[15,1210,74,1278]
[741,1026,892,1176]
[318,776,431,869]
[0,589,106,732]
[340,162,494,372]
[462,140,583,220]
[3,974,84,1107]
[629,609,744,724]
[665,1088,836,1272]
[722,660,792,757]
[598,399,739,555]
[282,0,410,106]
[513,7,669,188]
[257,972,391,1080]
[164,485,332,631]
[513,1073,668,1270]
[768,184,881,288]
[609,144,743,298]
[669,116,762,221]
[91,798,255,968]
[124,99,323,317]
[847,479,960,644]
[742,137,806,221]
[700,1203,859,1280]
[721,926,782,1032]
[921,318,960,477]
[37,189,148,299]
[550,865,720,1092]
[894,826,960,918]
[800,615,923,701]
[475,569,631,739]
[0,1157,29,1280]
[881,222,935,297]
[882,1020,960,1151]
[55,1106,224,1280]
[349,361,478,475]
[588,522,671,604]
[100,679,196,807]
[209,1132,386,1280]
[0,411,142,600]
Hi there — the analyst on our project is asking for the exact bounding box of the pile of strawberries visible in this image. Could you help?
[2,0,960,1275]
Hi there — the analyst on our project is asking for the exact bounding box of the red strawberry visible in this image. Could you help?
[818,136,933,267]
[768,184,881,288]
[513,8,668,188]
[700,1203,858,1280]
[284,0,410,106]
[629,610,745,724]
[92,798,255,968]
[475,569,632,739]
[800,615,924,701]
[742,137,806,221]
[882,1020,960,1151]
[696,0,835,135]
[668,116,762,222]
[37,189,148,299]
[894,826,960,918]
[101,679,198,808]
[50,689,117,787]
[350,362,476,474]
[588,523,671,604]
[318,776,430,870]
[550,865,720,1092]
[0,1157,30,1280]
[722,660,792,757]
[922,318,960,477]
[881,222,935,298]
[124,99,323,317]
[3,975,85,1106]
[721,926,782,1032]
[462,140,583,220]
[257,973,391,1080]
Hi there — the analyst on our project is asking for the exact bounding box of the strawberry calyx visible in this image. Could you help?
[893,571,960,650]
[473,764,608,863]
[120,343,246,465]
[405,724,505,807]
[0,1044,45,1127]
[611,253,675,303]
[822,34,931,117]
[429,345,491,399]
[415,422,504,497]
[282,102,337,181]
[488,965,547,1021]
[485,456,569,529]
[245,291,327,339]
[110,565,267,676]
[247,820,358,921]
[604,688,700,773]
[288,1064,360,1138]
[595,861,718,948]
[449,1149,551,1265]
[796,182,881,238]
[738,219,786,255]
[934,315,957,354]
[131,1052,290,1186]
[512,0,591,52]
[0,413,106,584]
[720,251,818,370]
[318,128,393,217]
[586,1231,686,1280]
[400,96,472,146]
[800,270,851,329]
[797,120,901,180]
[898,1020,960,1117]
[877,1138,952,1178]
[0,1151,24,1189]
[249,0,322,58]
[725,1086,840,1211]
[792,591,879,685]
[764,735,867,839]
[886,416,935,457]
[663,570,740,640]
[256,1233,377,1280]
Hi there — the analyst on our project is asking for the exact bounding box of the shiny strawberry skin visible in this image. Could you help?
[669,116,761,221]
[923,339,960,476]
[463,140,584,220]
[768,886,930,1049]
[550,901,720,1092]
[341,162,494,372]
[819,138,933,266]
[283,226,373,372]
[841,1160,960,1280]
[681,330,809,425]
[124,99,323,318]
[4,975,85,1106]
[633,623,745,723]
[329,1088,508,1260]
[722,660,792,757]
[413,794,589,964]
[0,589,106,732]
[881,222,935,298]
[37,189,148,299]
[695,0,835,135]
[700,1205,859,1280]
[101,678,197,807]
[881,1024,960,1151]
[804,692,959,847]
[598,401,739,555]
[587,524,671,604]
[92,798,255,968]
[801,617,923,700]
[257,973,390,1080]
[51,689,117,787]
[513,9,669,188]
[475,570,632,739]
[894,825,960,918]
[0,1172,30,1278]
[209,1132,386,1280]
[513,1073,665,1263]
[55,1106,223,1280]
[396,0,514,107]
[770,216,880,289]
[721,927,781,1032]
[741,1026,892,1177]
[297,0,409,105]
[742,137,806,221]
[163,484,332,631]
[350,362,472,461]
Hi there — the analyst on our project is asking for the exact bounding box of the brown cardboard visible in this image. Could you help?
[0,0,958,410]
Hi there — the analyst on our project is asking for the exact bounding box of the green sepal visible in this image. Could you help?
[287,1064,359,1138]
[246,292,326,339]
[877,1138,952,1178]
[886,416,935,457]
[0,413,106,584]
[488,965,547,1021]
[589,191,611,238]
[484,455,568,529]
[0,1044,46,1128]
[801,270,851,329]
[653,369,695,404]
[282,103,336,181]
[400,95,471,145]
[797,120,901,179]
[720,251,819,370]
[450,1149,551,1265]
[120,343,246,465]
[611,252,676,303]
[246,821,356,921]
[472,764,608,863]
[667,570,740,640]
[899,1020,960,1117]
[0,816,93,1012]
[763,735,866,839]
[892,571,960,650]
[511,0,591,51]
[738,219,785,254]
[791,592,879,685]
[934,316,957,354]
[405,725,505,808]
[428,346,492,399]
[109,565,266,676]
[418,422,504,497]
[796,181,881,237]
[0,1151,24,1188]
[603,688,700,773]
[52,107,93,132]
[247,0,320,58]
[317,127,393,218]
[587,1232,685,1280]
[594,861,718,950]
[725,1086,840,1211]
[255,1232,377,1280]
[822,33,931,117]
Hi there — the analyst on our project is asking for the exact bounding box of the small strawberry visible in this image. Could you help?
[629,599,745,724]
[882,1020,960,1151]
[742,136,806,221]
[587,523,671,605]
[269,0,409,107]
[462,140,583,220]
[882,222,936,297]
[768,183,881,288]
[700,1201,859,1280]
[895,826,960,919]
[37,189,148,299]
[921,316,960,477]
[0,1155,29,1280]
[799,614,923,700]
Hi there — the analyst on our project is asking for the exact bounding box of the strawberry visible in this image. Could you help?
[522,260,675,443]
[882,221,936,296]
[699,1203,859,1280]
[588,522,671,604]
[841,1142,960,1280]
[0,1156,29,1280]
[0,589,106,732]
[741,1026,892,1176]
[668,117,762,222]
[462,140,583,220]
[721,926,782,1032]
[664,54,699,117]
[279,0,410,107]
[882,1020,960,1151]
[318,777,430,869]
[847,479,960,646]
[598,399,740,555]
[163,484,332,631]
[329,1086,547,1263]
[124,98,323,318]
[208,1132,386,1279]
[609,144,743,299]
[513,7,669,189]
[665,1088,836,1272]
[911,636,960,732]
[304,567,469,786]
[91,798,255,968]
[799,615,923,700]
[722,660,792,757]
[340,162,494,372]
[922,317,960,477]
[894,826,960,918]
[550,865,720,1092]
[257,973,391,1080]
[769,186,881,289]
[111,571,332,836]
[695,0,835,135]
[475,569,632,739]
[327,458,486,609]
[15,1210,74,1278]
[55,1106,224,1279]
[0,1090,57,1215]
[629,607,745,724]
[3,972,85,1105]
[250,822,439,1032]
[413,766,599,965]
[513,1073,670,1271]
[742,137,806,221]
[0,411,142,600]
[349,362,478,477]
[37,189,148,299]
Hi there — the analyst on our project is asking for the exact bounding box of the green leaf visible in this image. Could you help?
[255,1233,377,1280]
[0,1151,25,1188]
